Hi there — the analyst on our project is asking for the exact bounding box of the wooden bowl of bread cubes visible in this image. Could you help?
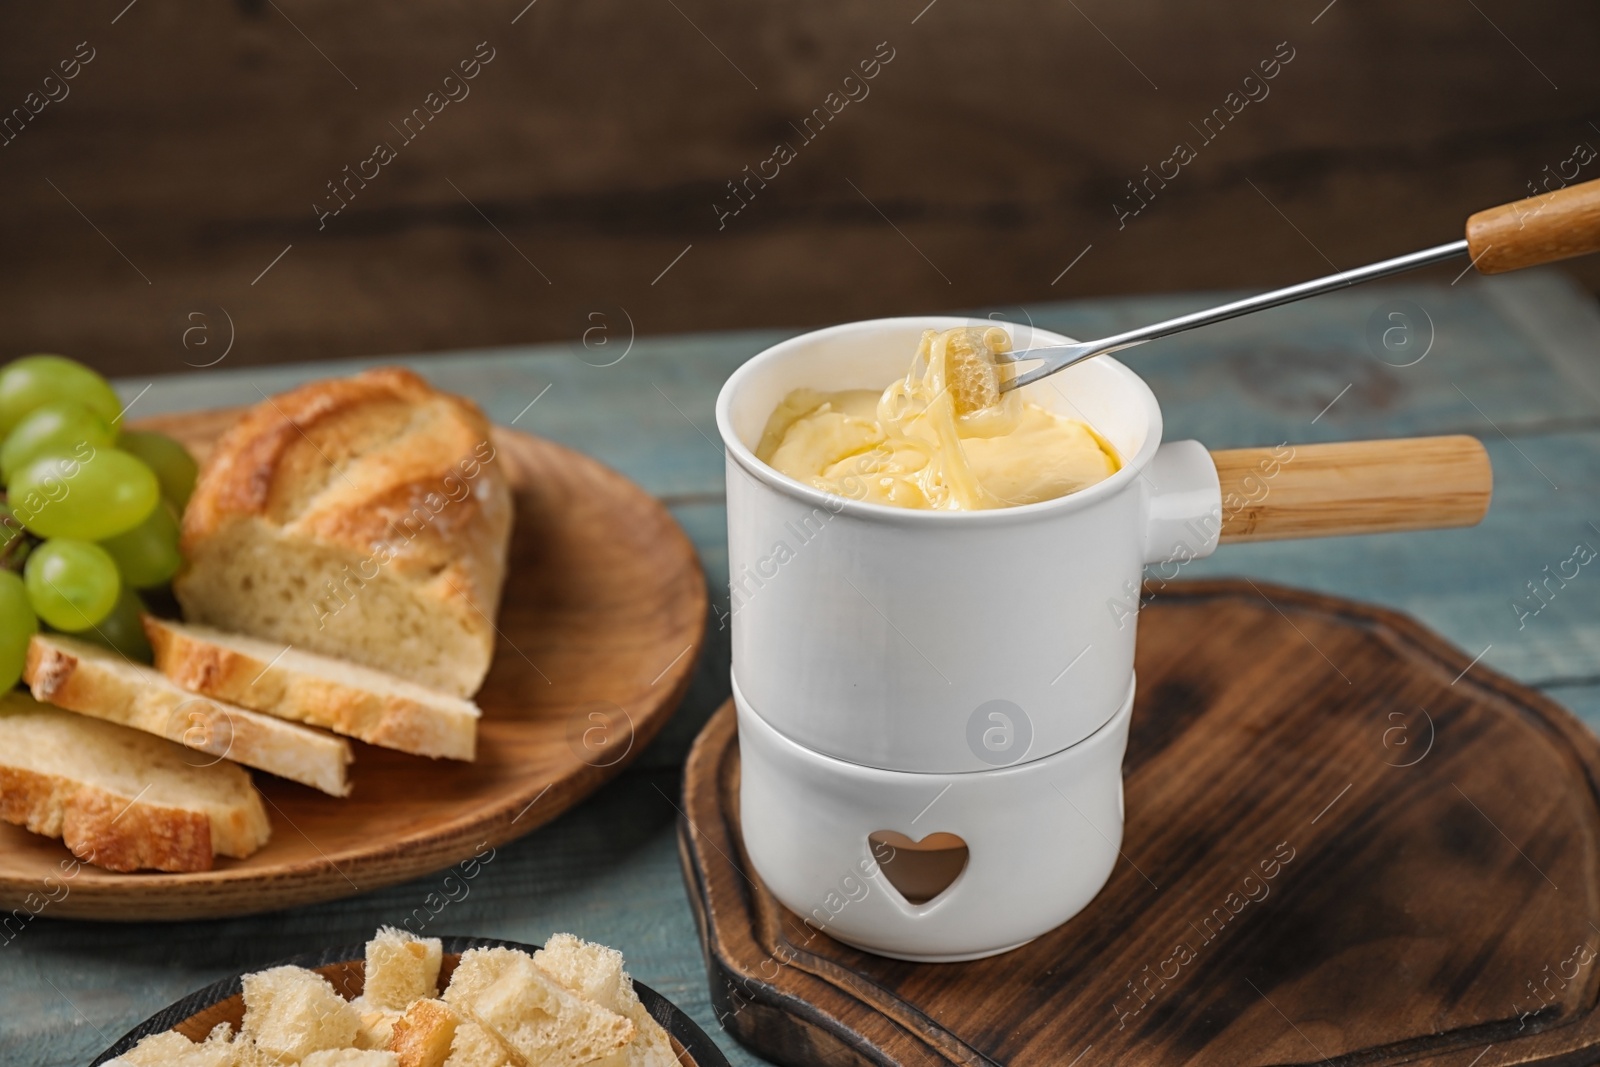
[0,364,706,918]
[95,928,729,1066]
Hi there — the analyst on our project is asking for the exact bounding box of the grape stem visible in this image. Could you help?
[0,497,35,573]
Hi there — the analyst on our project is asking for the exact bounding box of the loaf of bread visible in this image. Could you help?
[25,633,353,797]
[0,691,270,872]
[145,617,480,761]
[173,368,514,698]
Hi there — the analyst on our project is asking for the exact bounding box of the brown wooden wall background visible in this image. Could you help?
[2,1,1597,377]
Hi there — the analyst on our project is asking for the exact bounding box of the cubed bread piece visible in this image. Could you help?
[145,617,480,760]
[25,633,352,796]
[442,1020,516,1067]
[390,998,460,1067]
[105,1025,239,1067]
[531,935,632,1013]
[0,691,270,872]
[364,926,444,1010]
[241,965,362,1061]
[302,1052,399,1067]
[174,368,514,698]
[444,948,633,1067]
[355,1007,402,1050]
[534,935,676,1067]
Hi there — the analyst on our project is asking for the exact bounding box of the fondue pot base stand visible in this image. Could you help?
[679,579,1600,1067]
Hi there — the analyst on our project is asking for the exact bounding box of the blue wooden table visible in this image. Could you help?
[5,270,1599,1066]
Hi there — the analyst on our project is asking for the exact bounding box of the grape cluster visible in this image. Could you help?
[0,355,197,688]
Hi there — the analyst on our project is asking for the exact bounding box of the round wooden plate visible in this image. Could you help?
[90,936,732,1066]
[0,410,706,920]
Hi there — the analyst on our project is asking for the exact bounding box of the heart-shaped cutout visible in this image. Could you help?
[868,830,969,905]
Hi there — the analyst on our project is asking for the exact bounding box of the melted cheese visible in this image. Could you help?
[755,327,1119,510]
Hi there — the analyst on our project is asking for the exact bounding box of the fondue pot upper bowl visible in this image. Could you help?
[715,317,1223,773]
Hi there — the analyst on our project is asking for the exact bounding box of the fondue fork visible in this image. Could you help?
[1000,176,1600,392]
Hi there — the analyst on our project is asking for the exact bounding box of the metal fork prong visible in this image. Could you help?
[988,348,1036,365]
[1006,361,1067,391]
[992,344,1074,364]
[999,341,1104,389]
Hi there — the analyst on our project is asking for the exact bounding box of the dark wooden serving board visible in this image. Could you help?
[678,579,1600,1067]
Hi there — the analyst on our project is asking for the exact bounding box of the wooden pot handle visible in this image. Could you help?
[1466,175,1600,274]
[1210,435,1492,543]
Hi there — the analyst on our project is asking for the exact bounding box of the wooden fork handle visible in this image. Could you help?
[1467,174,1600,274]
[1211,435,1492,543]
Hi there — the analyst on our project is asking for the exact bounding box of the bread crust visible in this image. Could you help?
[145,617,478,760]
[0,695,273,872]
[25,634,353,797]
[174,368,513,697]
[0,766,216,872]
[388,999,459,1067]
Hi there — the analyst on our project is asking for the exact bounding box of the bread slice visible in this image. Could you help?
[174,368,514,698]
[25,633,352,797]
[145,617,478,760]
[0,690,270,872]
[390,999,460,1067]
[242,965,363,1061]
[533,935,676,1067]
[443,947,634,1067]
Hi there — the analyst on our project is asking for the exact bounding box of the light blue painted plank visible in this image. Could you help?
[1177,431,1600,687]
[1546,683,1600,735]
[1008,270,1600,449]
[1479,271,1600,413]
[118,332,778,503]
[635,503,730,770]
[113,271,1600,504]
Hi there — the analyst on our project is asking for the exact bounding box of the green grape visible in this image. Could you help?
[74,585,151,662]
[9,447,159,540]
[0,570,37,689]
[0,355,122,438]
[99,499,181,588]
[0,401,116,483]
[24,539,119,631]
[116,430,198,511]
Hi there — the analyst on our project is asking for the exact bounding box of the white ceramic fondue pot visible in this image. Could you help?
[715,316,1492,960]
[719,317,1218,773]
